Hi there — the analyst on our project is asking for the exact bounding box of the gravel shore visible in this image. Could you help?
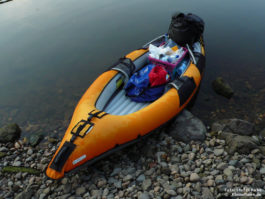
[1,115,265,199]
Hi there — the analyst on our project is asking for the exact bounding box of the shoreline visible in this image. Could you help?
[1,111,265,199]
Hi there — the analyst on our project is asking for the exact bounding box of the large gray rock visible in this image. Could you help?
[212,77,234,98]
[224,119,254,136]
[168,110,206,143]
[212,118,254,136]
[0,123,21,143]
[218,132,258,154]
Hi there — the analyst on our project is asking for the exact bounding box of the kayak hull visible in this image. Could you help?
[46,37,205,179]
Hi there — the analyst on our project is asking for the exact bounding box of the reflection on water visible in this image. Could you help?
[0,0,265,135]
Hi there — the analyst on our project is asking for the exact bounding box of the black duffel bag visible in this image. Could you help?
[168,12,204,46]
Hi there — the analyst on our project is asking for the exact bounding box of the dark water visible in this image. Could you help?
[0,0,265,136]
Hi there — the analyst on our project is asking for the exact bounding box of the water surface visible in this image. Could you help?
[0,0,264,135]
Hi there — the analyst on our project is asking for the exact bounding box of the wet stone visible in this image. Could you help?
[0,123,21,143]
[168,110,206,143]
[212,77,234,99]
[29,134,44,147]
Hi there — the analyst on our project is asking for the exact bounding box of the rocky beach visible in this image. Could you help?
[1,109,265,199]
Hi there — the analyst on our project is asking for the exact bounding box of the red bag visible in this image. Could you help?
[149,65,169,87]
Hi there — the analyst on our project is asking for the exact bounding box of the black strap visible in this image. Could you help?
[169,76,196,106]
[70,110,108,141]
[108,57,136,78]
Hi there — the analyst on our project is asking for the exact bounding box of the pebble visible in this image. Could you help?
[91,190,101,198]
[114,180,122,189]
[214,148,224,156]
[136,174,146,182]
[240,176,248,184]
[223,168,233,177]
[13,161,22,167]
[260,167,265,174]
[206,179,215,186]
[58,194,71,199]
[111,167,121,176]
[240,158,250,163]
[138,192,150,199]
[123,174,133,182]
[188,152,195,160]
[154,186,160,192]
[27,148,33,155]
[145,168,154,176]
[177,187,183,194]
[97,178,107,187]
[102,188,109,196]
[210,170,219,175]
[0,146,8,152]
[183,186,191,194]
[203,159,212,165]
[166,189,177,196]
[43,187,50,194]
[228,160,238,166]
[14,142,22,149]
[190,173,200,182]
[63,184,72,193]
[194,182,201,192]
[142,179,152,190]
[8,181,13,186]
[76,187,86,196]
[61,178,69,185]
[202,187,214,199]
[217,162,227,170]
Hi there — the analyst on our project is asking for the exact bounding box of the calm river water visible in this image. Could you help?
[0,0,265,136]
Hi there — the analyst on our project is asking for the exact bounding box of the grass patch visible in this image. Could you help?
[1,166,40,174]
[0,152,6,158]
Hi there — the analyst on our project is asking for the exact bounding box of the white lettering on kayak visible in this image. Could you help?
[73,154,86,165]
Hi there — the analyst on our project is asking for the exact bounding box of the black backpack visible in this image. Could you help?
[168,12,204,47]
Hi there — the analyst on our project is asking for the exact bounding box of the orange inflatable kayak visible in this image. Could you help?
[46,35,205,179]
